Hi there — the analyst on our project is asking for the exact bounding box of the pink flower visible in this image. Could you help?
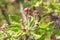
[56,18,60,23]
[10,0,15,3]
[50,35,55,40]
[19,19,25,23]
[24,8,30,14]
[22,27,26,32]
[33,10,39,15]
[27,15,32,20]
[56,36,60,40]
[0,23,8,30]
[35,22,39,27]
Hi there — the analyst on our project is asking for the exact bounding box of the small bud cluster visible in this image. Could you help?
[19,8,39,32]
[23,8,39,15]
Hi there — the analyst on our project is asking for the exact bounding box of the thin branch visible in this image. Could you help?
[19,0,26,21]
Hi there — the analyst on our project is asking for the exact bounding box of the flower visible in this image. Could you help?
[19,19,25,23]
[56,18,60,23]
[27,15,32,20]
[10,0,15,3]
[35,22,39,27]
[22,27,26,32]
[50,35,55,40]
[24,8,30,14]
[56,36,60,40]
[0,23,8,30]
[33,10,39,15]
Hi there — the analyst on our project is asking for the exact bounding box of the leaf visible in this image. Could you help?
[9,15,20,22]
[40,21,54,28]
[49,3,55,9]
[40,23,48,28]
[34,1,42,7]
[34,33,45,40]
[47,21,54,26]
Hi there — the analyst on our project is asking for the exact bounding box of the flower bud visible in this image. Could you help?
[56,18,60,23]
[35,22,39,27]
[50,35,55,40]
[33,10,39,15]
[27,15,32,20]
[10,0,15,3]
[22,27,26,32]
[19,19,25,23]
[56,36,60,40]
[24,8,30,14]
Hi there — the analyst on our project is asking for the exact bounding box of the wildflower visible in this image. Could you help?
[56,18,60,23]
[35,22,39,27]
[19,19,25,23]
[24,8,30,14]
[33,10,39,15]
[50,35,55,40]
[22,27,26,32]
[27,15,32,20]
